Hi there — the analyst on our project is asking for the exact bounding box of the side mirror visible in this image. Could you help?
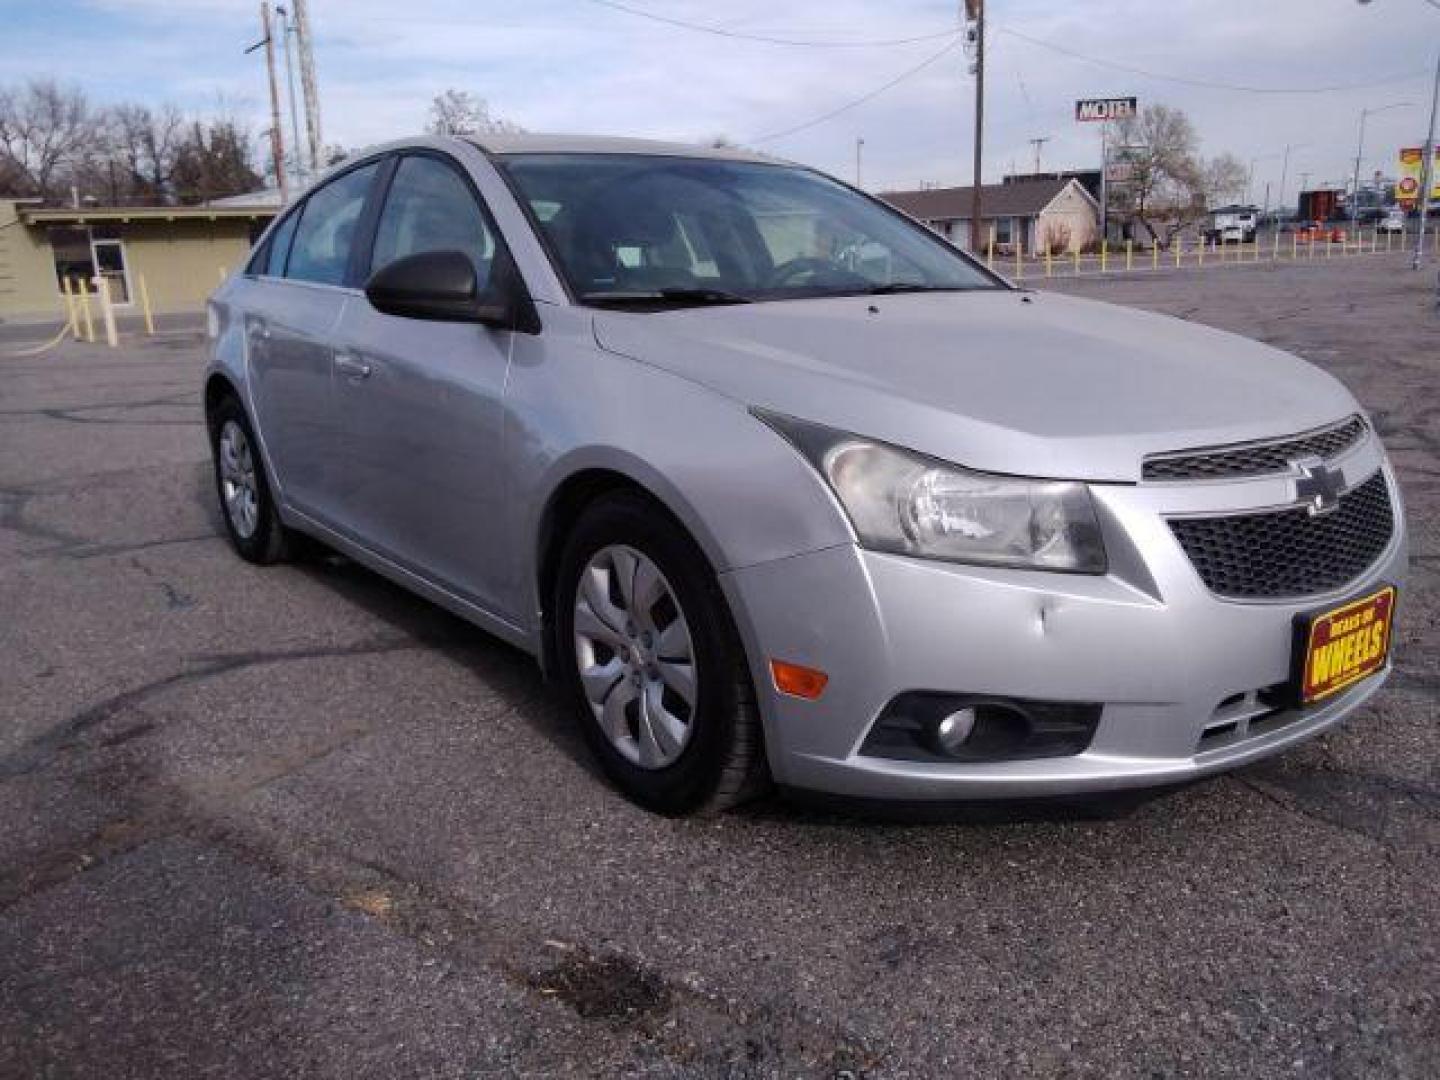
[364,250,511,325]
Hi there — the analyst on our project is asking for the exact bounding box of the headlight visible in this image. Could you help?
[759,412,1107,573]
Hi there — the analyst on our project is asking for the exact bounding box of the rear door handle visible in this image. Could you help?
[334,354,373,381]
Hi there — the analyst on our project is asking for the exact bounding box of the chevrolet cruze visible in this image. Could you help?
[205,134,1407,814]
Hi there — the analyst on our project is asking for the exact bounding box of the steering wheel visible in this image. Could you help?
[766,256,869,289]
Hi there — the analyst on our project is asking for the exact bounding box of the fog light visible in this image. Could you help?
[930,708,977,755]
[861,692,1102,763]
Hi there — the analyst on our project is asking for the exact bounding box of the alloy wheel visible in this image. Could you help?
[218,419,260,540]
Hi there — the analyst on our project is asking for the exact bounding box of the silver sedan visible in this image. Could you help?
[205,134,1407,813]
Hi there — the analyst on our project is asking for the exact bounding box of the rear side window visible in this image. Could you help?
[370,155,496,288]
[285,161,380,285]
[262,211,300,277]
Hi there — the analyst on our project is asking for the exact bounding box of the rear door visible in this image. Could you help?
[332,151,515,614]
[246,159,383,524]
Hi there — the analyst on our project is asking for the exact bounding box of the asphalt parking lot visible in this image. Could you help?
[2,256,1437,1078]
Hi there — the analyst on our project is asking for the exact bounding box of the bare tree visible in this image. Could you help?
[171,118,262,203]
[426,89,524,138]
[0,79,101,198]
[104,103,185,202]
[1110,104,1245,249]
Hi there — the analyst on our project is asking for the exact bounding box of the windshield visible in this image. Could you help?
[498,153,1000,305]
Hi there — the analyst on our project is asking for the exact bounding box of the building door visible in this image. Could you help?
[90,238,131,305]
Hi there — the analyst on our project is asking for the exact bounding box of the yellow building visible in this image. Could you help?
[0,199,278,323]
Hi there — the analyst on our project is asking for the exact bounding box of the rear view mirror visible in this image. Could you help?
[364,250,509,324]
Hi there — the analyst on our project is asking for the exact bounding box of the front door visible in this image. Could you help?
[90,238,131,304]
[333,152,513,616]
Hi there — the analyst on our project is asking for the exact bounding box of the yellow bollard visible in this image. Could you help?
[1101,239,1109,273]
[1015,241,1022,280]
[1045,245,1053,278]
[1073,247,1081,276]
[137,273,156,335]
[60,275,78,338]
[1308,232,1316,260]
[1273,229,1282,260]
[75,278,95,343]
[1325,233,1332,259]
[1198,240,1205,268]
[986,228,995,270]
[1152,242,1159,271]
[1125,239,1133,272]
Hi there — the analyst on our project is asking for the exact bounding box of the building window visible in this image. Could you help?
[993,217,1013,245]
[48,227,94,291]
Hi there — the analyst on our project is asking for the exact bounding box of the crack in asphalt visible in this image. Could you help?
[0,636,432,782]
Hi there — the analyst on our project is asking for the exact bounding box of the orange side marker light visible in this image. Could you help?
[770,659,829,700]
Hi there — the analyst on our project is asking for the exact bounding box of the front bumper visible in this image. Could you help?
[721,451,1408,801]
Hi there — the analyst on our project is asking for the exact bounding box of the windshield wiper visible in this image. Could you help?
[581,287,754,307]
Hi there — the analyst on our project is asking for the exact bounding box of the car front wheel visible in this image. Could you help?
[555,492,767,815]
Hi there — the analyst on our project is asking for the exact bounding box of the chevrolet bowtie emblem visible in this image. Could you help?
[1292,456,1345,515]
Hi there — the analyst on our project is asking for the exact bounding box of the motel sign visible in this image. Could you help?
[1075,97,1138,123]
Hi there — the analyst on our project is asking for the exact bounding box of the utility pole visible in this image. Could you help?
[1415,46,1439,270]
[247,3,288,203]
[965,0,985,252]
[1277,144,1293,220]
[855,137,864,188]
[292,0,323,173]
[1028,136,1050,175]
[276,6,306,190]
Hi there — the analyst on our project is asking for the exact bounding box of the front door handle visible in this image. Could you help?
[334,354,373,381]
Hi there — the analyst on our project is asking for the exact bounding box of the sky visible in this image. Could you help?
[2,0,1438,203]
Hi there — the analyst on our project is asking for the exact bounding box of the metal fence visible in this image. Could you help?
[987,225,1436,281]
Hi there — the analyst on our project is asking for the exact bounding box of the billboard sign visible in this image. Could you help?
[1076,97,1137,123]
[1397,146,1440,206]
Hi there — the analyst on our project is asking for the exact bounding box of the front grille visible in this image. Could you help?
[1143,415,1367,481]
[1169,470,1393,599]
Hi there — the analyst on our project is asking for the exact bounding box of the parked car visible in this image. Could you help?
[1379,208,1407,234]
[205,135,1407,813]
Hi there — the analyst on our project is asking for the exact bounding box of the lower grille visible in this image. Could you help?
[1170,470,1394,599]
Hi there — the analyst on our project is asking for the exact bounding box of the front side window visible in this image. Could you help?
[285,161,380,286]
[499,154,998,305]
[260,210,300,277]
[370,155,495,288]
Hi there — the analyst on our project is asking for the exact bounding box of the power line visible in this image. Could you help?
[995,25,1430,95]
[747,35,964,144]
[579,0,958,48]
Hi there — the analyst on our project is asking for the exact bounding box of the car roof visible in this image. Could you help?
[462,131,781,164]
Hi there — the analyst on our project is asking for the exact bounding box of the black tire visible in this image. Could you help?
[554,491,768,815]
[209,394,293,565]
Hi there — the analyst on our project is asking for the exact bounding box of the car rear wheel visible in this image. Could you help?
[555,492,767,814]
[210,395,293,565]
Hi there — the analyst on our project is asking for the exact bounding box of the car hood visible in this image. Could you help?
[590,289,1359,482]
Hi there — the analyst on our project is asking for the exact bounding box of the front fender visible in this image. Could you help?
[504,308,854,641]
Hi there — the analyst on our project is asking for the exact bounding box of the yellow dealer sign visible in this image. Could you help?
[1397,147,1440,206]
